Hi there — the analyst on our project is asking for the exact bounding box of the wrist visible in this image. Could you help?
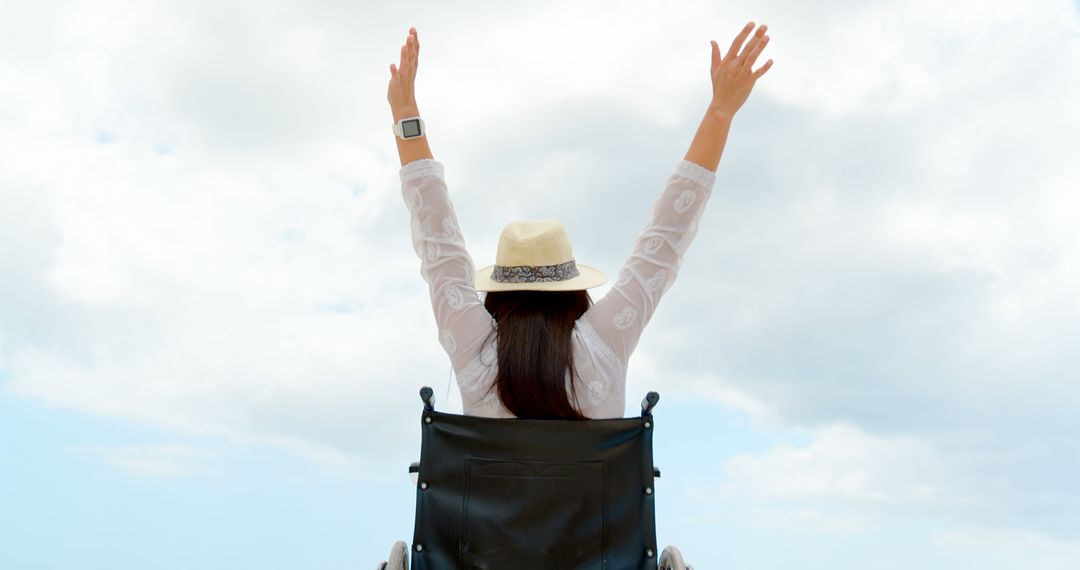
[392,104,421,122]
[706,102,735,123]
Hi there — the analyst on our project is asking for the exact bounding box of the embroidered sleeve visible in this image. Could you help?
[581,159,717,365]
[400,158,495,374]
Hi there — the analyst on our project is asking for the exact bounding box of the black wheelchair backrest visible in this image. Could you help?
[408,387,662,569]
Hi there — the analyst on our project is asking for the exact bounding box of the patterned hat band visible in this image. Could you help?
[491,259,580,284]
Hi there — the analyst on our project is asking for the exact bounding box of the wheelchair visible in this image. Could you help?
[377,387,694,569]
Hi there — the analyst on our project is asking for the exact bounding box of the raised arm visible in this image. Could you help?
[684,21,772,171]
[582,21,774,366]
[388,26,433,166]
[389,28,494,378]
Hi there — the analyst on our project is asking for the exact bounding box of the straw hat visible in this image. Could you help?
[475,219,607,292]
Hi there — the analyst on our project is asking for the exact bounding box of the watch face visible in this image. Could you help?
[402,118,421,138]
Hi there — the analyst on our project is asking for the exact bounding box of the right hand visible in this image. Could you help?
[709,22,773,117]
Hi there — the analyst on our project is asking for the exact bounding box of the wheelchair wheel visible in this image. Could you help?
[659,544,692,570]
[375,540,408,570]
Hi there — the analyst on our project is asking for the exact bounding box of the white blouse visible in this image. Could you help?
[399,157,717,418]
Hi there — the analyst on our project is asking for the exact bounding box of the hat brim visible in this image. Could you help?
[474,262,607,292]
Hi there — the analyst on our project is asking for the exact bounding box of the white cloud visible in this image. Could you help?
[721,423,952,505]
[1,0,1079,551]
[67,443,220,478]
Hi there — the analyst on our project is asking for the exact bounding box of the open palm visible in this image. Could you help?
[709,22,773,117]
[388,27,419,111]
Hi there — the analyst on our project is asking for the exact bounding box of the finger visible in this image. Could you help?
[402,37,414,74]
[407,40,417,76]
[390,63,397,77]
[738,24,767,59]
[725,21,754,60]
[752,59,774,80]
[742,34,770,72]
[711,40,720,70]
[400,44,407,70]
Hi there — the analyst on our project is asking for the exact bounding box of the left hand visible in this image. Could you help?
[387,27,420,114]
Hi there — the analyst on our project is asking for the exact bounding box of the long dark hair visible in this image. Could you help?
[482,289,593,419]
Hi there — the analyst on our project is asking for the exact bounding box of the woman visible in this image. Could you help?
[387,22,772,420]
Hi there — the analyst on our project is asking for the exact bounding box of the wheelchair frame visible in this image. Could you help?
[377,387,693,569]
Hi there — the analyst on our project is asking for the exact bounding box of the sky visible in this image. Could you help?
[2,0,1079,567]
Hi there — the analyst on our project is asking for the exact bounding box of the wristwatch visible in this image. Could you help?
[393,115,426,140]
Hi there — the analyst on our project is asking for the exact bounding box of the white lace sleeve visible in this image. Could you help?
[400,159,495,374]
[581,159,717,365]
